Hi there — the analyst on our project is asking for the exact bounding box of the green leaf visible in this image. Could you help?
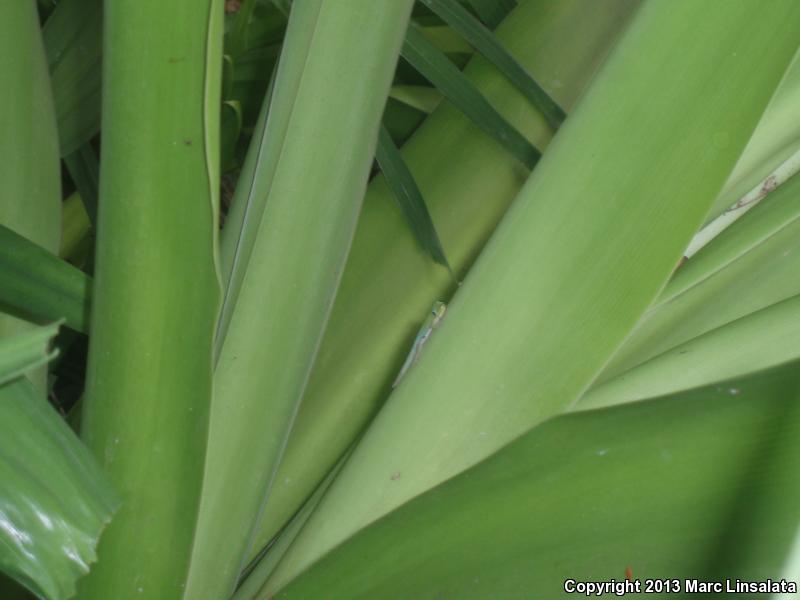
[63,144,99,227]
[421,0,564,130]
[248,0,638,562]
[188,2,415,598]
[275,363,800,598]
[375,125,449,269]
[388,85,442,114]
[464,0,516,29]
[0,324,59,387]
[234,450,352,599]
[0,376,119,600]
[0,224,91,334]
[600,171,800,386]
[703,52,800,225]
[76,0,223,596]
[265,1,800,589]
[401,23,539,169]
[1,0,63,397]
[580,293,800,410]
[42,0,103,156]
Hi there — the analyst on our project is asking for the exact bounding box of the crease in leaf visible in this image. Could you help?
[421,0,565,130]
[375,125,450,269]
[401,23,540,169]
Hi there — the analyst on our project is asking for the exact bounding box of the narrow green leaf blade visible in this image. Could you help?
[0,377,119,600]
[375,125,449,268]
[62,144,99,227]
[421,0,564,129]
[402,23,539,169]
[275,363,800,598]
[0,224,91,334]
[0,324,59,386]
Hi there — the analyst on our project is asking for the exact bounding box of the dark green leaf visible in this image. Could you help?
[0,224,91,333]
[463,0,516,29]
[402,23,539,169]
[375,125,449,269]
[422,0,564,130]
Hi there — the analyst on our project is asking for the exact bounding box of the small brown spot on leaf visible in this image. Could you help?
[225,0,242,13]
[390,472,401,481]
[183,139,193,146]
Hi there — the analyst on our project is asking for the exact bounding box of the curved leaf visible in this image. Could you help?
[0,377,118,600]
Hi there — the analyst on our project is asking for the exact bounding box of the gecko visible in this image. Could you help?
[392,301,447,388]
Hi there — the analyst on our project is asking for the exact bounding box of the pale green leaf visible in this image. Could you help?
[266,1,800,588]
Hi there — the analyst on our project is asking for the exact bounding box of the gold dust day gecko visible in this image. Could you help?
[393,301,447,388]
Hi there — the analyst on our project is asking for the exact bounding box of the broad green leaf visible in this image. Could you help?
[0,324,59,387]
[0,377,119,600]
[188,2,414,599]
[266,1,800,588]
[0,0,63,397]
[421,0,564,130]
[464,0,516,29]
[375,126,449,268]
[42,0,103,156]
[250,0,639,560]
[580,293,800,410]
[274,363,800,598]
[77,0,223,596]
[402,23,539,169]
[0,224,91,333]
[600,172,800,385]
